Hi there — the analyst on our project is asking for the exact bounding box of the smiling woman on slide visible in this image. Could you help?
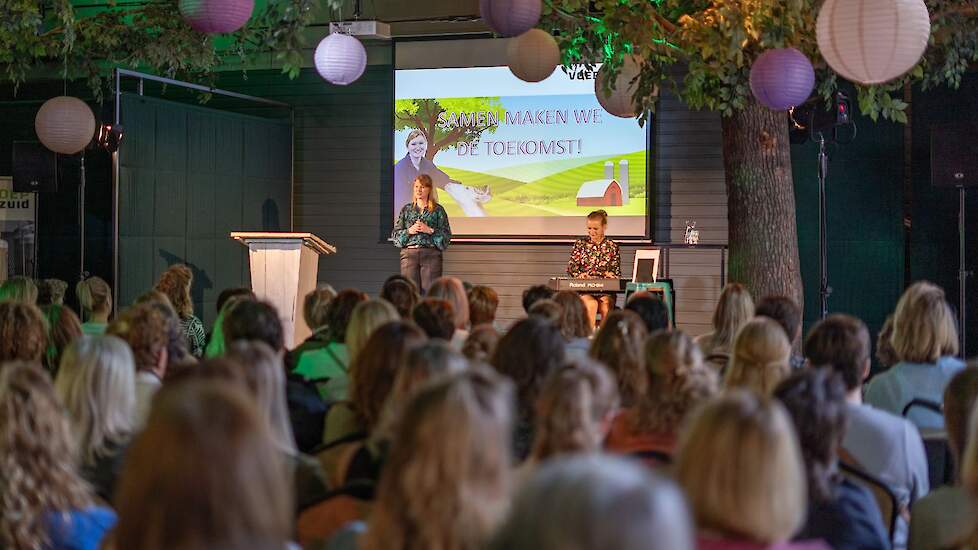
[393,129,490,217]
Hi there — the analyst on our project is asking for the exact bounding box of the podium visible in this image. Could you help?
[231,232,336,348]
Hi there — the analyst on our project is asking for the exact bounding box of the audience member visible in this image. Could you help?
[866,281,965,429]
[605,330,718,464]
[207,286,257,347]
[346,299,400,362]
[468,285,499,328]
[107,304,168,428]
[695,282,754,372]
[590,309,648,407]
[76,276,112,335]
[725,316,791,395]
[55,335,135,503]
[112,381,292,549]
[489,455,695,550]
[412,298,456,341]
[463,323,500,363]
[292,289,367,401]
[0,301,47,364]
[625,291,671,333]
[37,278,68,306]
[774,369,890,550]
[522,284,555,313]
[42,303,82,373]
[909,365,978,550]
[134,288,194,367]
[288,286,336,363]
[553,291,592,358]
[756,294,804,369]
[528,298,563,325]
[428,276,470,349]
[492,316,566,460]
[223,299,285,350]
[381,278,419,319]
[0,362,116,549]
[676,391,824,550]
[155,264,206,357]
[805,314,928,548]
[0,275,37,304]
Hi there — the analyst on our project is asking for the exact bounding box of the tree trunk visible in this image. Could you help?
[722,100,804,313]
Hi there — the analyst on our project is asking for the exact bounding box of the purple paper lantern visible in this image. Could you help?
[749,48,816,111]
[179,0,254,34]
[480,0,542,37]
[314,33,367,86]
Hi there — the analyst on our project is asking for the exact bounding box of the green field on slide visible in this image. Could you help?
[437,150,647,218]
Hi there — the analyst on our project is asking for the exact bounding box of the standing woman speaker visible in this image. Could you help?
[393,175,452,294]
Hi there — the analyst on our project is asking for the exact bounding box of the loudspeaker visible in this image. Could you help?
[931,125,978,188]
[11,142,57,193]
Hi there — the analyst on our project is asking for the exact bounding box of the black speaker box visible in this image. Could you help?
[931,125,978,188]
[11,141,57,193]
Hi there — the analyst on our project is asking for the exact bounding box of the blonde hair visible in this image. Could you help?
[635,330,719,435]
[892,281,959,363]
[587,209,608,226]
[530,358,619,462]
[428,277,470,330]
[414,174,439,211]
[0,276,38,304]
[156,264,194,318]
[676,391,806,544]
[224,340,297,455]
[590,310,648,407]
[710,283,755,350]
[303,286,337,331]
[725,317,791,396]
[346,299,401,362]
[54,335,135,464]
[0,362,94,548]
[405,129,426,149]
[363,368,514,550]
[76,276,112,319]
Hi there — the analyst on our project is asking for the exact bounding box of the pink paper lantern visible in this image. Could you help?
[179,0,254,34]
[749,48,816,111]
[480,0,542,37]
[34,96,96,155]
[595,55,645,118]
[507,29,560,83]
[315,33,367,86]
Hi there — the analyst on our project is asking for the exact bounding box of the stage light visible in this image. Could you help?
[97,124,124,153]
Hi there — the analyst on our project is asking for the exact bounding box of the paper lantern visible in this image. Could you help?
[314,33,367,86]
[595,55,646,118]
[750,48,815,111]
[34,97,96,155]
[480,0,541,37]
[817,0,930,85]
[179,0,254,34]
[507,29,560,83]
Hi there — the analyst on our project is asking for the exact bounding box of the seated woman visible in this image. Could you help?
[695,282,754,372]
[590,309,648,408]
[566,209,621,327]
[724,316,792,396]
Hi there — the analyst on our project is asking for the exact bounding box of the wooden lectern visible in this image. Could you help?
[231,232,336,348]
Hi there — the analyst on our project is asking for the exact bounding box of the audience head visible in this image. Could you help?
[346,299,400,361]
[0,276,37,304]
[553,291,592,339]
[944,365,978,465]
[590,309,648,407]
[492,316,566,418]
[224,340,297,454]
[528,298,563,325]
[709,282,754,349]
[384,273,419,293]
[155,264,195,318]
[134,291,191,365]
[755,295,802,345]
[676,391,806,545]
[803,314,871,391]
[363,368,514,550]
[468,285,500,327]
[76,276,112,319]
[36,278,68,307]
[463,324,500,363]
[113,381,291,548]
[218,287,257,317]
[490,455,695,550]
[774,368,848,503]
[725,317,791,396]
[892,281,959,363]
[876,315,898,368]
[412,298,456,341]
[302,286,336,332]
[0,362,95,548]
[0,302,47,364]
[107,304,168,376]
[42,303,82,373]
[324,289,367,343]
[522,284,555,313]
[222,300,284,352]
[351,321,427,431]
[54,335,136,464]
[134,288,176,314]
[530,358,619,462]
[428,276,469,330]
[381,278,420,319]
[625,291,670,333]
[637,330,718,436]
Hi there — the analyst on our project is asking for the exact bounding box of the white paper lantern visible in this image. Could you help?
[314,33,367,86]
[34,96,96,155]
[507,29,560,83]
[817,0,930,85]
[594,55,646,118]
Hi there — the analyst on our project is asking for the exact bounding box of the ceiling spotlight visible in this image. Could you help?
[96,124,124,153]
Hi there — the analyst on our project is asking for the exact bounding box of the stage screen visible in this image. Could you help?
[393,64,649,237]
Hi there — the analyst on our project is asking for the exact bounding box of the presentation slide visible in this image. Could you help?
[393,65,649,237]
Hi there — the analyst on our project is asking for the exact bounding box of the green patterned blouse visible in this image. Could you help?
[392,202,452,251]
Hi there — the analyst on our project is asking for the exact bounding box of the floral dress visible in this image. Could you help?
[566,237,621,278]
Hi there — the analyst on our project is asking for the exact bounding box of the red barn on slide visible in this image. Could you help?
[576,159,629,207]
